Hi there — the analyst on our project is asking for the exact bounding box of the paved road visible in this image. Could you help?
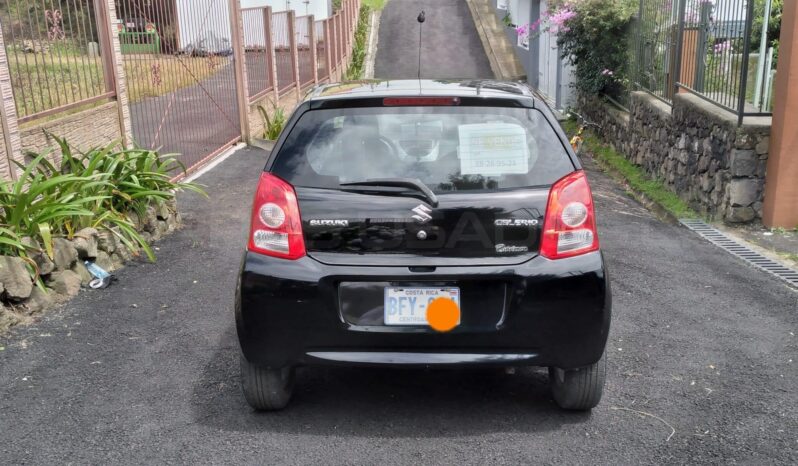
[374,0,493,79]
[2,2,797,464]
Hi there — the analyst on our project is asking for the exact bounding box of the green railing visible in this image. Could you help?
[120,31,160,54]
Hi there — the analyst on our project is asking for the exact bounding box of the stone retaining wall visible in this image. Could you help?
[579,91,772,222]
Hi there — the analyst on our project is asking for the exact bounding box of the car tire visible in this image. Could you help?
[240,355,294,411]
[548,351,606,411]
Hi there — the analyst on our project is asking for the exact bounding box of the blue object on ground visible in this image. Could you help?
[84,261,113,289]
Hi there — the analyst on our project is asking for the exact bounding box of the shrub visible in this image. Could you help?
[0,139,204,270]
[553,0,637,99]
[257,102,286,141]
[344,3,372,80]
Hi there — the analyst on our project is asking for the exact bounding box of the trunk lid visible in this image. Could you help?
[298,187,548,266]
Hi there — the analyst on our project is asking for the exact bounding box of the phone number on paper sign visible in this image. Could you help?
[469,158,525,169]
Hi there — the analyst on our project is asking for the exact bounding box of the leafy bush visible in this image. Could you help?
[344,4,372,80]
[0,139,204,269]
[554,0,637,99]
[0,154,98,264]
[752,0,782,51]
[257,102,286,141]
[752,0,782,66]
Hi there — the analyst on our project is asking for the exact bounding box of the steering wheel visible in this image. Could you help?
[362,135,400,167]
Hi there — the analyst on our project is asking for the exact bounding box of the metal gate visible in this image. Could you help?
[115,0,241,173]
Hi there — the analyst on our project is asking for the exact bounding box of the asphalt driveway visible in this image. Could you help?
[1,0,797,464]
[374,0,493,79]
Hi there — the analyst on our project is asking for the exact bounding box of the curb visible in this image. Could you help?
[465,0,501,80]
[583,153,682,226]
[465,0,526,81]
[363,9,381,79]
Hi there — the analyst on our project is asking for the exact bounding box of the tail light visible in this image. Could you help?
[247,173,306,260]
[540,170,599,260]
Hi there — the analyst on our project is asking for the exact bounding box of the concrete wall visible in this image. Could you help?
[580,91,772,223]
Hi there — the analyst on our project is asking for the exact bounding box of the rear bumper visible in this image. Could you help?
[236,251,611,369]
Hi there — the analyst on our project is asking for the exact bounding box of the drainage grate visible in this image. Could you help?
[680,219,798,289]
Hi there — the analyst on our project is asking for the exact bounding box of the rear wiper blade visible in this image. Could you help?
[340,178,439,207]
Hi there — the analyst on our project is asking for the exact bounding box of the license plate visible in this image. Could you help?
[384,287,460,326]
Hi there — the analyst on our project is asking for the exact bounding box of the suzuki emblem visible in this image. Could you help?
[411,204,433,224]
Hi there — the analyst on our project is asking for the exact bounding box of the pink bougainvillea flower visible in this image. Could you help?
[548,8,577,34]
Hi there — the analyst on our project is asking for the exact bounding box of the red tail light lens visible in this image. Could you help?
[247,173,306,260]
[540,170,600,260]
[383,97,460,106]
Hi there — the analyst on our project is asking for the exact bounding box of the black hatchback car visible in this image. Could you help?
[236,80,611,411]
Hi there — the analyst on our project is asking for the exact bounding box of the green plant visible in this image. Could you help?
[502,11,513,27]
[1,153,100,258]
[555,0,637,99]
[362,0,386,9]
[1,139,205,273]
[752,0,783,56]
[53,136,204,213]
[344,3,372,80]
[53,137,205,259]
[257,103,286,140]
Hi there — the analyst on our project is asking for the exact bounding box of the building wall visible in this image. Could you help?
[580,92,771,223]
[241,0,331,19]
[176,0,233,53]
[493,0,575,110]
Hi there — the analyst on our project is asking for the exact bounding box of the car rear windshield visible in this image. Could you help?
[270,105,574,193]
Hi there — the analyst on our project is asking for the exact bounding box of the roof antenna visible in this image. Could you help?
[417,10,425,79]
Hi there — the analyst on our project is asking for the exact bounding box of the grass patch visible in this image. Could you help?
[123,55,223,103]
[562,120,699,219]
[362,0,387,9]
[9,56,105,118]
[8,53,222,120]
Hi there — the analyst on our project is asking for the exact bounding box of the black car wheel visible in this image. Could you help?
[549,350,606,411]
[240,355,294,411]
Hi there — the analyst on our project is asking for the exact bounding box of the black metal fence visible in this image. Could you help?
[633,0,776,123]
[633,0,677,105]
